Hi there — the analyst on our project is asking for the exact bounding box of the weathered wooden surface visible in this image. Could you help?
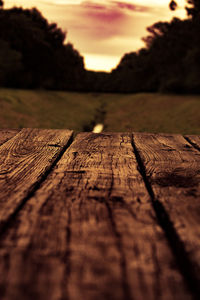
[185,135,200,151]
[0,129,199,300]
[0,129,20,145]
[0,128,73,229]
[133,133,200,297]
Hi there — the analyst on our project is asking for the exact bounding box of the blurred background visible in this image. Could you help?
[0,0,199,133]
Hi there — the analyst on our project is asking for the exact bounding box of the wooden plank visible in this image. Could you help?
[0,128,73,228]
[185,135,200,151]
[133,133,200,292]
[0,129,21,145]
[0,133,191,300]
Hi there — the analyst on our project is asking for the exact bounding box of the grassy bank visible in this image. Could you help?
[0,89,100,131]
[103,93,200,134]
[0,88,199,134]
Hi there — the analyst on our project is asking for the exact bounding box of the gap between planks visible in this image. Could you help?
[132,132,200,300]
[0,128,74,234]
[0,131,196,300]
[0,130,199,299]
[184,135,200,152]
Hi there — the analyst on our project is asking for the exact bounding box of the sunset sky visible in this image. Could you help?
[5,1,186,71]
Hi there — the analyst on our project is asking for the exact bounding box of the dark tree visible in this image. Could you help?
[0,39,23,86]
[169,1,177,10]
[109,0,200,94]
[0,7,85,90]
[185,0,200,18]
[88,0,200,93]
[169,0,200,18]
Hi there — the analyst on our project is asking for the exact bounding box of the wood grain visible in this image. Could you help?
[0,128,73,228]
[0,133,191,300]
[0,129,20,145]
[133,133,200,291]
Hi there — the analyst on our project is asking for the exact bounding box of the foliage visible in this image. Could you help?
[170,0,200,17]
[185,0,200,18]
[0,6,85,90]
[0,1,200,94]
[169,1,178,11]
[81,0,200,94]
[0,39,23,86]
[104,1,200,94]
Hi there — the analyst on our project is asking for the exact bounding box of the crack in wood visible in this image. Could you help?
[184,136,200,152]
[0,133,74,238]
[60,208,72,300]
[105,200,133,300]
[131,133,200,300]
[48,144,61,148]
[0,131,198,300]
[104,151,133,300]
[64,170,86,174]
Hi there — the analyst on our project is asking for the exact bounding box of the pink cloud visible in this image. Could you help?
[78,1,152,38]
[111,1,149,12]
[82,2,107,10]
[81,1,125,23]
[76,2,127,40]
[83,8,124,23]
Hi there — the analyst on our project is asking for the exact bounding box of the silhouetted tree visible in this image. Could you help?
[0,1,3,9]
[1,1,200,93]
[107,0,200,94]
[185,0,200,18]
[0,6,85,89]
[169,1,177,11]
[170,0,200,18]
[0,39,23,86]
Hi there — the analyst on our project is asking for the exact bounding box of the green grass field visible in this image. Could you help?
[0,88,200,134]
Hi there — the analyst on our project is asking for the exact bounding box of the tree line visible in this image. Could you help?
[0,3,85,90]
[0,0,200,93]
[104,0,200,94]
